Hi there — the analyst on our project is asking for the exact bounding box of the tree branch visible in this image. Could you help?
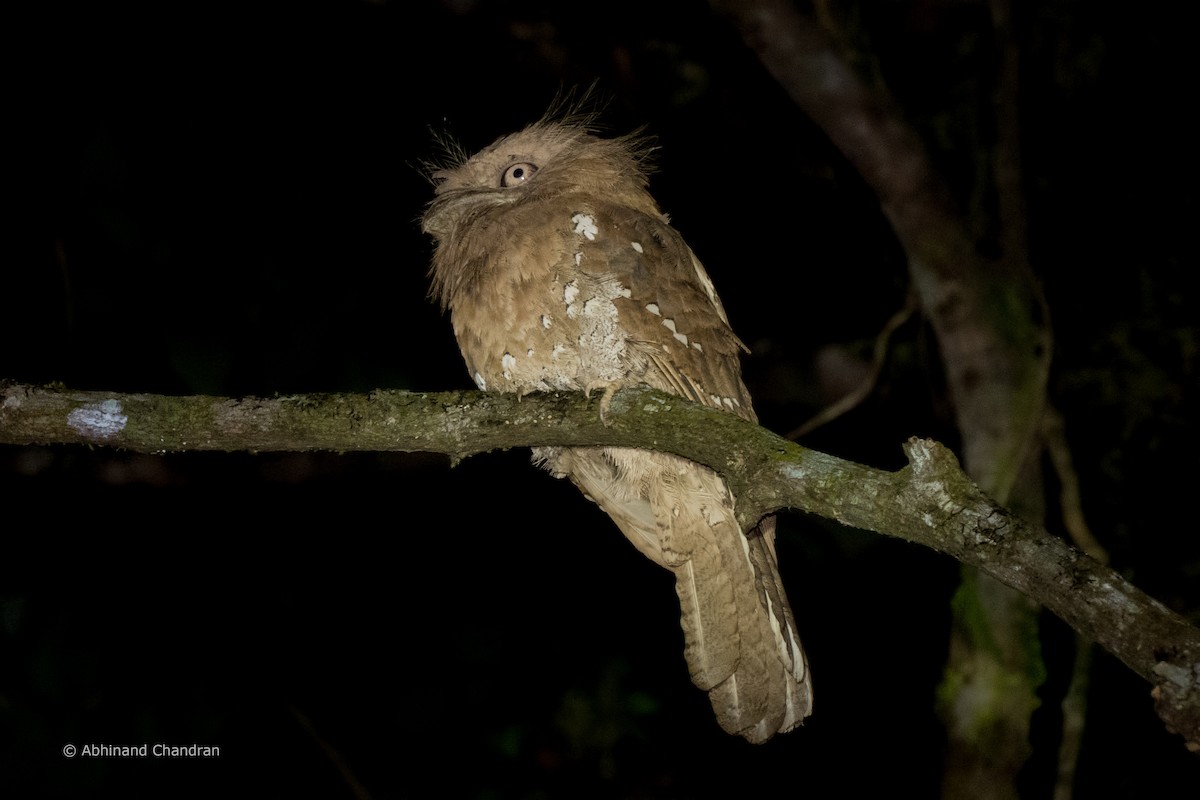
[2,380,1197,747]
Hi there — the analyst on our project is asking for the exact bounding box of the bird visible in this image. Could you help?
[421,114,812,742]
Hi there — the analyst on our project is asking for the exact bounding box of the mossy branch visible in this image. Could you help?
[2,380,1197,748]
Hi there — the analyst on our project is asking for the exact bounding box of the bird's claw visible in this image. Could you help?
[584,381,622,425]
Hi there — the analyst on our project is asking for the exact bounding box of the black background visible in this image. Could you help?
[4,1,1198,797]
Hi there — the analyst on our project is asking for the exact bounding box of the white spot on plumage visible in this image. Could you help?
[659,318,689,345]
[722,397,735,410]
[560,277,632,388]
[571,213,598,240]
[527,348,535,357]
[692,342,704,353]
[474,372,487,390]
[574,251,583,266]
[645,303,661,316]
[502,352,516,379]
[565,281,581,319]
[542,314,553,329]
[631,241,643,253]
[552,343,566,359]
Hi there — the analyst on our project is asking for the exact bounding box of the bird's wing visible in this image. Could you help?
[575,204,758,422]
[553,202,812,741]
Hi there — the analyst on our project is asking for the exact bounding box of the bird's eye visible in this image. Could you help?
[501,162,539,188]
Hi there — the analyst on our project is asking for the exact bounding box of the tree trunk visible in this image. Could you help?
[712,2,1052,794]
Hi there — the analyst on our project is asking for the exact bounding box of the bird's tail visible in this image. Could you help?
[674,508,812,743]
[552,446,812,742]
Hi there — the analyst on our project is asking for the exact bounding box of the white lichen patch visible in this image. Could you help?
[630,241,643,253]
[1099,582,1142,615]
[571,213,598,240]
[780,464,807,482]
[67,399,127,440]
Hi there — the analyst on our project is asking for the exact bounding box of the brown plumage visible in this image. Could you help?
[422,117,812,742]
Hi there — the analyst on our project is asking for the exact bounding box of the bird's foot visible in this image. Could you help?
[583,381,622,425]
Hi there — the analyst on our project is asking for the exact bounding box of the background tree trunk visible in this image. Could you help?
[714,2,1053,795]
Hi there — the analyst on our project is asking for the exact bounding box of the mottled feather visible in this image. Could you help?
[422,118,812,742]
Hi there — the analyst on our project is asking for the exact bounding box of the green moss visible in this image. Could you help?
[938,567,1045,751]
